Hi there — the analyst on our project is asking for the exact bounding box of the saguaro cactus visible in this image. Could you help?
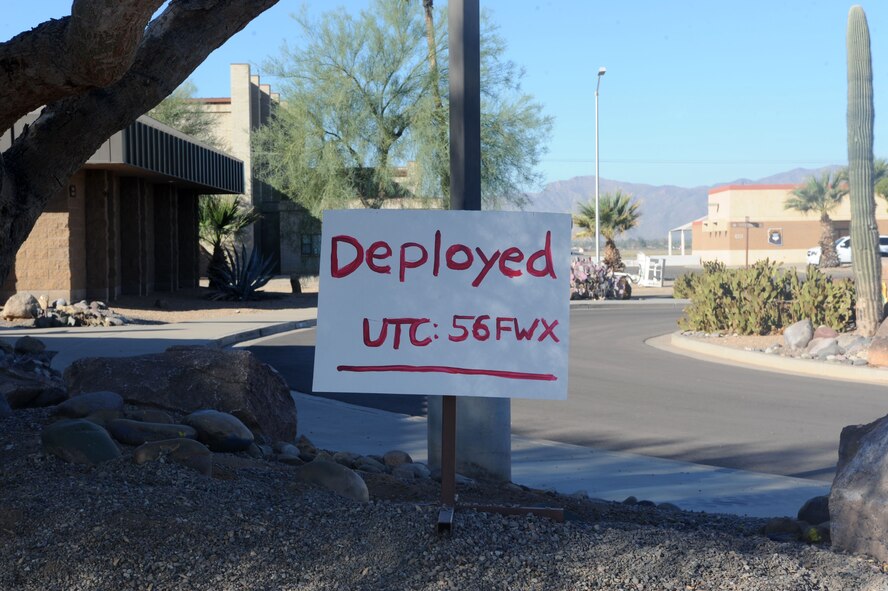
[847,5,882,336]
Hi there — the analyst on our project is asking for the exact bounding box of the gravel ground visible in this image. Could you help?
[2,409,886,591]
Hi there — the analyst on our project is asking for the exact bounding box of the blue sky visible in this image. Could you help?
[3,1,887,188]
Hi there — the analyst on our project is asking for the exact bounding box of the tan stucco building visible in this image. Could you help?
[692,183,888,266]
[0,114,244,302]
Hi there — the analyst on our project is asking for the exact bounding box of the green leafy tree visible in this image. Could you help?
[253,0,552,218]
[148,80,222,149]
[573,190,641,271]
[784,172,846,268]
[199,196,262,288]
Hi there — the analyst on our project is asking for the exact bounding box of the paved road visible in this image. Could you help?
[247,304,888,482]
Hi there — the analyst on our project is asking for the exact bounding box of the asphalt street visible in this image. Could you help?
[247,304,888,482]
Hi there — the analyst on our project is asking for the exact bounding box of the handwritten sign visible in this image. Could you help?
[313,210,571,400]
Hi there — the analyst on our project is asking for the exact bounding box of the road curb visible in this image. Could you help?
[657,332,888,386]
[570,298,689,308]
[213,319,317,348]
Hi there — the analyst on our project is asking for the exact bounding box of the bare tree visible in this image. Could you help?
[0,0,279,287]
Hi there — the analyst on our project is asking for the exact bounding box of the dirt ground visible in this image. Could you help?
[108,277,316,324]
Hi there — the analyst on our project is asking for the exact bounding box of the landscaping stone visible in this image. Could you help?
[41,419,121,465]
[56,391,124,418]
[4,385,67,409]
[83,409,125,427]
[355,456,386,474]
[183,410,254,452]
[783,319,814,350]
[831,412,888,561]
[274,442,300,456]
[2,294,38,320]
[865,337,888,367]
[805,337,839,359]
[761,517,802,542]
[0,392,11,417]
[125,409,175,424]
[813,325,838,340]
[292,459,369,503]
[383,449,413,468]
[332,451,358,468]
[133,438,213,476]
[107,418,197,446]
[278,454,305,466]
[14,336,45,356]
[393,462,431,480]
[64,346,296,443]
[797,495,829,525]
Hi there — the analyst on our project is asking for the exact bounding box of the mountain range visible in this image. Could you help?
[525,166,838,240]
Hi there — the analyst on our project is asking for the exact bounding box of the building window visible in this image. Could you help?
[302,234,322,257]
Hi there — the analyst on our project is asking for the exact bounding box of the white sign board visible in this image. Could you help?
[313,210,571,400]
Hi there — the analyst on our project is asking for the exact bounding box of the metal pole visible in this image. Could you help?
[594,68,605,264]
[745,216,750,268]
[595,86,600,264]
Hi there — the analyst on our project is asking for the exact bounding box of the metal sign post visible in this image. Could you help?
[732,218,760,268]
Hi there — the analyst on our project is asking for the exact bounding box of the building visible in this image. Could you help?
[0,113,244,302]
[193,64,319,276]
[691,183,888,266]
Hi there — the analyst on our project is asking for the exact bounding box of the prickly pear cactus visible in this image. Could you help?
[847,5,882,336]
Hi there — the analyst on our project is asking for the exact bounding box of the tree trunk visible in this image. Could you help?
[818,215,840,268]
[603,239,624,271]
[0,0,279,287]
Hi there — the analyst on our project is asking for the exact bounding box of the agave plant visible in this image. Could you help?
[208,244,277,301]
[199,196,262,288]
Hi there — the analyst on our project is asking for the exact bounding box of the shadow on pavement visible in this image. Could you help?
[248,344,428,417]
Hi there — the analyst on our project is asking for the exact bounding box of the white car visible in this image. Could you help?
[806,235,888,265]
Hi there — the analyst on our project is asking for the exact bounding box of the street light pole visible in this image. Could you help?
[595,67,606,263]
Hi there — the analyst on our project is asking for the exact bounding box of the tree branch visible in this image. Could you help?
[0,0,165,131]
[0,0,279,286]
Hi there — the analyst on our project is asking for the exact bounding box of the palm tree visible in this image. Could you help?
[199,196,262,287]
[573,190,641,270]
[784,172,846,268]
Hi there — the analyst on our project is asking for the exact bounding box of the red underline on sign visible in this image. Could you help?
[336,365,557,381]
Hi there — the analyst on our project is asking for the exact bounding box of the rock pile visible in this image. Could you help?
[1,293,128,327]
[681,318,873,366]
[0,336,66,409]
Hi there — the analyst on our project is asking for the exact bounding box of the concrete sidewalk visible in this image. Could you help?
[0,307,318,371]
[0,303,831,518]
[293,392,827,518]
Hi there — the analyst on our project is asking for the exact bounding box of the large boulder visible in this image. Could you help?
[41,419,121,465]
[64,346,296,443]
[183,410,254,452]
[783,319,814,350]
[2,294,38,320]
[831,413,888,561]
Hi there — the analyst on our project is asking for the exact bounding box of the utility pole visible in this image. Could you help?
[427,0,511,483]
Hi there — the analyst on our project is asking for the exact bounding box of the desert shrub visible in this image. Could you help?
[208,244,277,301]
[673,272,698,299]
[678,260,855,335]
